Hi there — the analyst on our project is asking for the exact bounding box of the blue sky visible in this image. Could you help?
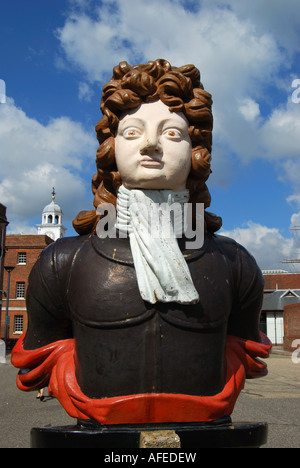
[1,0,300,270]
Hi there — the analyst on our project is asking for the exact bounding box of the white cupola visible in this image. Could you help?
[37,188,67,241]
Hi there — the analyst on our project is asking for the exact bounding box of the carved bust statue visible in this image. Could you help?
[12,59,271,425]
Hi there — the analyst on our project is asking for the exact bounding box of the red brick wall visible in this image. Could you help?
[284,302,300,351]
[1,235,53,343]
[264,274,300,291]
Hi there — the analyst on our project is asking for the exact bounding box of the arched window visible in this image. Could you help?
[48,215,53,223]
[55,215,59,224]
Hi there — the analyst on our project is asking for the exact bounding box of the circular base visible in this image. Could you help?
[31,421,268,448]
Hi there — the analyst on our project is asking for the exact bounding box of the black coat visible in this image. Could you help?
[24,233,264,399]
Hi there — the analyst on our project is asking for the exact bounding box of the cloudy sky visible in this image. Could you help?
[1,0,300,270]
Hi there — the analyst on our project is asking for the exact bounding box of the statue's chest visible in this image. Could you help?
[67,237,233,329]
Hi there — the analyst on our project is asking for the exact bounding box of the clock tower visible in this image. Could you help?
[37,188,67,241]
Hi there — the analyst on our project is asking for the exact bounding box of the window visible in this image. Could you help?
[17,252,27,264]
[16,282,25,298]
[14,315,23,334]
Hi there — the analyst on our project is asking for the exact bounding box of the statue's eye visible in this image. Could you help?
[123,127,141,138]
[163,128,182,139]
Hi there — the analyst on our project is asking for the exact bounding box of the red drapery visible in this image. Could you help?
[11,333,271,424]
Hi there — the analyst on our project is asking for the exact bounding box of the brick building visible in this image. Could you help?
[262,271,300,350]
[0,190,66,346]
[0,235,54,346]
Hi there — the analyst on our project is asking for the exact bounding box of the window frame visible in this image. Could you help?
[16,282,26,299]
[17,252,27,265]
[14,315,24,334]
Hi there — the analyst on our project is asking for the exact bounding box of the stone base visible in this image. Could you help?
[140,430,181,448]
[31,419,268,448]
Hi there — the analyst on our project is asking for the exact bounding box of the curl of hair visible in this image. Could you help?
[156,71,194,112]
[73,59,222,235]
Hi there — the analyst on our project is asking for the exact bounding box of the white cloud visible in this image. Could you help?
[221,221,296,270]
[57,0,283,97]
[0,98,96,232]
[78,81,94,102]
[261,100,300,159]
[290,212,300,229]
[288,195,300,210]
[56,6,134,83]
[238,98,260,122]
[204,0,300,58]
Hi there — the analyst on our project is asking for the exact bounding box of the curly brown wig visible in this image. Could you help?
[73,59,222,235]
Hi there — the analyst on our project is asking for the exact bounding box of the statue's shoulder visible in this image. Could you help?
[212,233,241,251]
[211,233,263,292]
[38,234,92,270]
[26,235,93,307]
[53,233,90,251]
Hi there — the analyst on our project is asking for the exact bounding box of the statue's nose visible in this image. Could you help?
[139,134,162,155]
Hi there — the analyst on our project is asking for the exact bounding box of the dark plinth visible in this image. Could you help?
[31,419,268,448]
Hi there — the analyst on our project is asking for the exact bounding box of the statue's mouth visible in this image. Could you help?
[140,157,163,167]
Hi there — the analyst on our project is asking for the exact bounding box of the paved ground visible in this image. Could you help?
[232,351,300,448]
[1,351,300,448]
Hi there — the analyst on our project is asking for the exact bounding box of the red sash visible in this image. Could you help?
[11,333,271,424]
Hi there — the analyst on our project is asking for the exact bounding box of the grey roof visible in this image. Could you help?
[262,290,300,311]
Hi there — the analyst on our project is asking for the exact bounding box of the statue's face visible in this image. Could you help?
[115,100,192,191]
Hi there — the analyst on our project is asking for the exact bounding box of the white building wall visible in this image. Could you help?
[266,312,284,345]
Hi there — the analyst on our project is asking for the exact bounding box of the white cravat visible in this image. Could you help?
[115,185,199,305]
